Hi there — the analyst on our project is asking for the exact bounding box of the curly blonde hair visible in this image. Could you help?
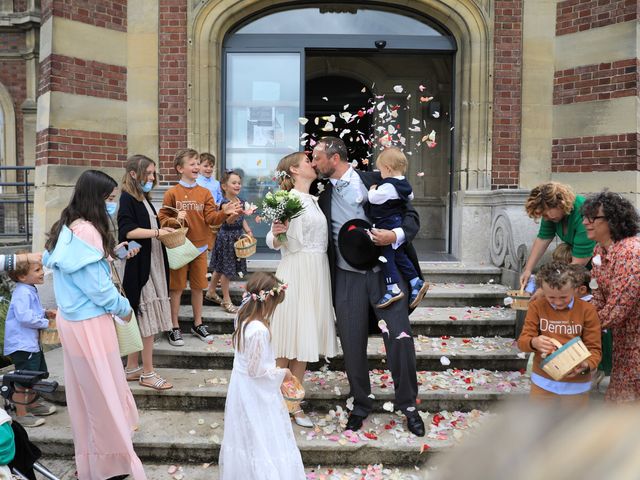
[275,152,305,191]
[525,182,576,219]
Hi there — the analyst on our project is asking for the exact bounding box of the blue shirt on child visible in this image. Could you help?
[3,283,48,355]
[196,175,223,205]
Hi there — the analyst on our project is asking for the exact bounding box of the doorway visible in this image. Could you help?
[222,5,456,256]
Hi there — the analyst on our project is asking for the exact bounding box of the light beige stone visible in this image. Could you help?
[127,0,159,159]
[0,81,17,185]
[553,96,638,139]
[41,16,126,66]
[42,91,127,135]
[552,171,640,206]
[520,0,555,188]
[555,21,638,71]
[32,165,125,251]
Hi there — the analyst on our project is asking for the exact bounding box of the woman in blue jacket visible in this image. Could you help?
[44,170,146,480]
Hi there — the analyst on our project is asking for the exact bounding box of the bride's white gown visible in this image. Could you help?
[219,321,305,480]
[266,189,339,361]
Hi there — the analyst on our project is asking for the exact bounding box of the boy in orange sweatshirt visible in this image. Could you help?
[159,148,242,346]
[517,261,601,405]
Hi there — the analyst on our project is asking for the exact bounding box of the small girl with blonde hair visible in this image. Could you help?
[219,272,305,480]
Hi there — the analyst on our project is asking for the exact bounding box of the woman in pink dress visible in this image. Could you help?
[582,190,640,403]
[43,170,146,479]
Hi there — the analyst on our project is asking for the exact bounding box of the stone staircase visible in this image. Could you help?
[29,262,530,479]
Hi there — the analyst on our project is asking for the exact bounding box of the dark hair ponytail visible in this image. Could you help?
[45,170,118,256]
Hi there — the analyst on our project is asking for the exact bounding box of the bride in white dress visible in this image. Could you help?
[219,272,305,480]
[267,152,339,428]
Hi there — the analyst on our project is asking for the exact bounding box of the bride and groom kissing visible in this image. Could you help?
[311,136,427,437]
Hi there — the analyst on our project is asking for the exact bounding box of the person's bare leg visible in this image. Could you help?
[126,351,140,373]
[140,336,156,374]
[192,289,204,326]
[169,289,182,329]
[220,275,232,304]
[207,272,221,297]
[288,359,309,419]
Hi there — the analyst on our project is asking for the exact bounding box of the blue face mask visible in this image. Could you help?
[106,202,118,216]
[141,181,153,193]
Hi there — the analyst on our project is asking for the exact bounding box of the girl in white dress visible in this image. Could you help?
[219,272,305,480]
[267,152,339,428]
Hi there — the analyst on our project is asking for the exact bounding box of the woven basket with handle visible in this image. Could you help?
[40,317,60,351]
[159,205,189,249]
[234,234,257,258]
[280,375,305,414]
[540,337,591,381]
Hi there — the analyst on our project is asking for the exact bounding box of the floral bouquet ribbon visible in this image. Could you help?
[260,190,305,242]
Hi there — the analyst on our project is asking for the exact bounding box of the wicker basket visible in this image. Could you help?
[280,376,305,414]
[506,290,531,311]
[540,337,592,381]
[234,234,257,258]
[40,318,61,351]
[159,205,189,248]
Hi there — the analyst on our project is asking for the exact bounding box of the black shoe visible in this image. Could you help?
[406,413,425,437]
[345,413,366,432]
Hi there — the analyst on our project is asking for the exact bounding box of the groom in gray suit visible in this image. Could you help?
[312,136,425,436]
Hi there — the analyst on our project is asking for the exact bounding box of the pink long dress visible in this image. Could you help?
[56,220,146,479]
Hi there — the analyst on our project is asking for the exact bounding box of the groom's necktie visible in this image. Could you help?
[334,179,350,194]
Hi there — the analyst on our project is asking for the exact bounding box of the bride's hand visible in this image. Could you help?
[271,220,289,236]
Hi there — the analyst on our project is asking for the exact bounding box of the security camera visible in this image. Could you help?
[374,40,387,50]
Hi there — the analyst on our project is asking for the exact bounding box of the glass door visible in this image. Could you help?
[223,50,304,246]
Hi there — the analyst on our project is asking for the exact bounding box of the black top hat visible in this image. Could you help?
[338,218,381,271]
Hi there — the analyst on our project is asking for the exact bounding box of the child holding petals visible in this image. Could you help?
[219,272,305,480]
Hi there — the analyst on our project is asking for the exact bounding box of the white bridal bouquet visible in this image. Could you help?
[260,190,305,242]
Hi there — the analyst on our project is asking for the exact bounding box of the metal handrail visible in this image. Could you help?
[0,166,35,242]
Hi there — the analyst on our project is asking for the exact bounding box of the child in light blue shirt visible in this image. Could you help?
[4,255,57,426]
[196,152,223,205]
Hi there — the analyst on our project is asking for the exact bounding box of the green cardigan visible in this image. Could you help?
[537,195,596,259]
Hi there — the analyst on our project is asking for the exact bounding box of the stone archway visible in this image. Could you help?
[189,0,493,191]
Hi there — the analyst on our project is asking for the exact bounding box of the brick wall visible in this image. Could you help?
[0,60,27,166]
[36,128,127,167]
[556,0,637,36]
[552,133,638,172]
[37,0,128,168]
[38,54,127,100]
[492,0,523,189]
[158,0,188,184]
[42,0,127,31]
[554,58,639,104]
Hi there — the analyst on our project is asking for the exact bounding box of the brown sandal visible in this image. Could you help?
[221,302,238,314]
[205,291,223,304]
[139,371,173,391]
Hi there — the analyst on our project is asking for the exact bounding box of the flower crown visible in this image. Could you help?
[274,170,291,180]
[242,280,288,303]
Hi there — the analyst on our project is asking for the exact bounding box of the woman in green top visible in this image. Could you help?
[519,182,596,290]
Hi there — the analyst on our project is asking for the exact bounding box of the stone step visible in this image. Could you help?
[149,334,526,372]
[182,282,510,308]
[36,458,425,480]
[44,347,528,412]
[179,305,516,337]
[29,407,489,466]
[248,258,502,284]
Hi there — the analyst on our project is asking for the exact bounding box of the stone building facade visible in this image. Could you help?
[0,0,638,268]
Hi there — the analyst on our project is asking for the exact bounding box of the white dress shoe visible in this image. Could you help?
[293,412,313,428]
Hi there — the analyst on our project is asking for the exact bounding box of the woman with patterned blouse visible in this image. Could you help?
[582,191,640,403]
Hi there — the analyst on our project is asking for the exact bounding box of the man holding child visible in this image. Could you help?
[311,137,425,437]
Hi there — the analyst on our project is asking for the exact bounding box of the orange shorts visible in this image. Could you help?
[169,251,208,291]
[529,382,590,407]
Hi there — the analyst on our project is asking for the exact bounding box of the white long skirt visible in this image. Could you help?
[271,251,338,362]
